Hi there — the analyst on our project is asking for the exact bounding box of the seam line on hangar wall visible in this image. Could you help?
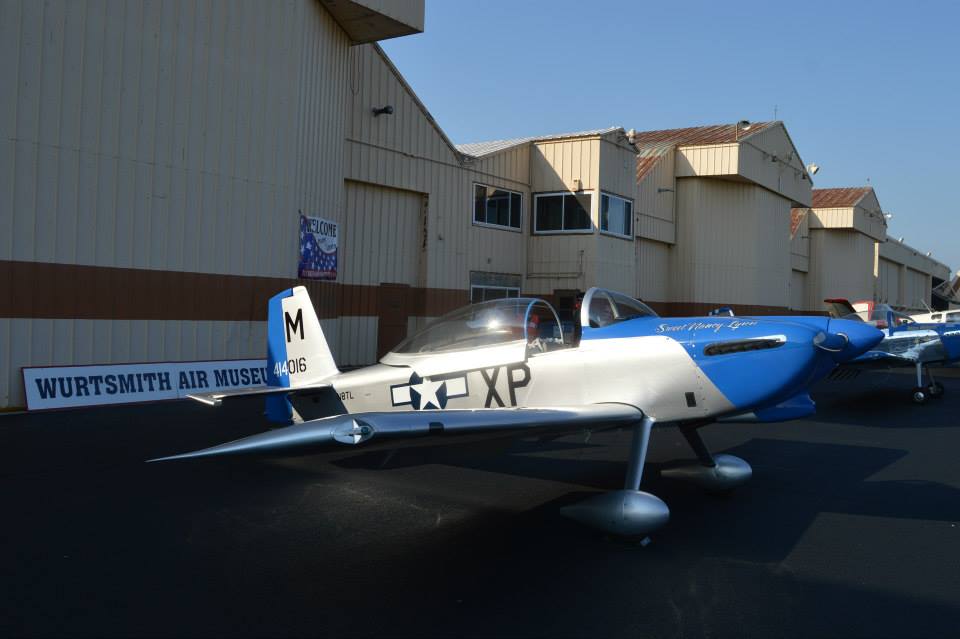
[345,137,530,189]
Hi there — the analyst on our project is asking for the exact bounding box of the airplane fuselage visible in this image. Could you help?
[328,315,859,423]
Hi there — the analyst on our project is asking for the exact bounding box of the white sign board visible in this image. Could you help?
[23,359,269,411]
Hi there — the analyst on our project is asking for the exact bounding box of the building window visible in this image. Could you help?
[534,192,593,233]
[470,271,522,303]
[600,193,633,239]
[474,184,522,231]
[471,285,521,303]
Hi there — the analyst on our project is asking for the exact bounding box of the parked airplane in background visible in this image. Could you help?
[910,308,960,324]
[151,287,881,537]
[825,299,960,404]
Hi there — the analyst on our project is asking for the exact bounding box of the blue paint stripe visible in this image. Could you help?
[266,289,293,388]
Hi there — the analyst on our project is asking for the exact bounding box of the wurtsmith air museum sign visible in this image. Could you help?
[22,360,268,410]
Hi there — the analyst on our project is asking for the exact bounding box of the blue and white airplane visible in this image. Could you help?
[152,286,882,536]
[825,298,960,404]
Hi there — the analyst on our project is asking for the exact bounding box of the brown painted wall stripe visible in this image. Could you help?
[0,260,470,321]
[1,260,823,321]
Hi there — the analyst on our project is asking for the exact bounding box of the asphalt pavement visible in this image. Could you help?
[2,370,959,638]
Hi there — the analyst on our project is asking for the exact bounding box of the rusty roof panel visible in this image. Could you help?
[811,187,873,208]
[790,208,808,237]
[635,155,665,181]
[630,121,776,154]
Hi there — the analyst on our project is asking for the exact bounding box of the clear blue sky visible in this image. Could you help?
[381,0,960,274]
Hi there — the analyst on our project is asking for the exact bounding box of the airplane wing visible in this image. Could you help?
[186,382,332,406]
[840,323,960,370]
[840,350,919,368]
[149,403,643,462]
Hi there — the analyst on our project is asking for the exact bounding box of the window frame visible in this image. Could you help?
[532,191,595,235]
[599,191,635,241]
[470,284,521,304]
[472,183,524,233]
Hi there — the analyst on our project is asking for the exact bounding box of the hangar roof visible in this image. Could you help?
[629,121,775,153]
[456,127,622,158]
[811,187,874,208]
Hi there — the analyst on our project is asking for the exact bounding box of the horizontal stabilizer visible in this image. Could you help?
[186,382,332,406]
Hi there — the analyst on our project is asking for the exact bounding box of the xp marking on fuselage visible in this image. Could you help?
[151,286,882,537]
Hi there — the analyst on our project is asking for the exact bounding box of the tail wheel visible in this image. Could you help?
[912,388,928,404]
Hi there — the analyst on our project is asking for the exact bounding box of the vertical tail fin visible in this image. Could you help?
[267,286,339,388]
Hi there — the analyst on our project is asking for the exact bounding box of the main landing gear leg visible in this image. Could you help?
[661,422,752,492]
[913,362,931,404]
[560,416,670,537]
[927,366,945,398]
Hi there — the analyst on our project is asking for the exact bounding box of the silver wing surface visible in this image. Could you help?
[186,382,332,406]
[843,331,950,369]
[149,403,642,462]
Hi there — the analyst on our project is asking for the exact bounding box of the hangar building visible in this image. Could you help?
[0,0,951,407]
[791,188,951,312]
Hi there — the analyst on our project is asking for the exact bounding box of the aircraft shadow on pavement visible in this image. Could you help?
[7,433,960,638]
[331,434,960,565]
[811,374,960,428]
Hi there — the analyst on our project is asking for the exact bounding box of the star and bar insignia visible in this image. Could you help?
[390,372,468,410]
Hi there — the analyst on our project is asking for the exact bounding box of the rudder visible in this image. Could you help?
[267,286,339,388]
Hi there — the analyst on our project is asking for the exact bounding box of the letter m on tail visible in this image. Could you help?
[285,308,304,342]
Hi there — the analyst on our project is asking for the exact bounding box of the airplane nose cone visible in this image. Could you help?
[823,318,884,363]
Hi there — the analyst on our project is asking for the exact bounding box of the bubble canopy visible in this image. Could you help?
[392,298,564,355]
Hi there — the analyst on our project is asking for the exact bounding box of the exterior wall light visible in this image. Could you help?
[372,105,394,116]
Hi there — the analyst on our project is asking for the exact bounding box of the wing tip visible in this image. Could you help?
[186,394,222,406]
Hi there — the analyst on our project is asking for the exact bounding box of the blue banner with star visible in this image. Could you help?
[298,214,338,280]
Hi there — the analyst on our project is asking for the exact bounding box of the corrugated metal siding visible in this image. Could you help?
[807,230,876,307]
[524,234,590,296]
[334,181,422,366]
[879,238,942,274]
[808,207,854,229]
[736,123,811,207]
[3,0,344,273]
[346,44,457,167]
[599,138,638,200]
[790,270,807,311]
[809,205,885,241]
[672,179,791,307]
[902,267,930,310]
[676,144,738,177]
[637,239,670,302]
[877,257,902,305]
[531,139,599,192]
[635,149,676,244]
[594,235,636,296]
[342,44,527,294]
[1,0,351,405]
[341,181,422,287]
[525,139,601,295]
